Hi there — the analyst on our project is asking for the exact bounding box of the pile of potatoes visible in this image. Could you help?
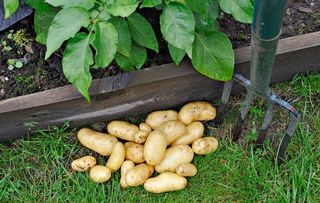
[71,101,219,193]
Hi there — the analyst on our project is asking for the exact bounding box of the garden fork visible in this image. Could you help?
[216,0,300,164]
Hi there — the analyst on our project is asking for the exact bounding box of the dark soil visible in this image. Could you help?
[0,0,319,100]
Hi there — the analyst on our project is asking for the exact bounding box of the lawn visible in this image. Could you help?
[0,73,319,202]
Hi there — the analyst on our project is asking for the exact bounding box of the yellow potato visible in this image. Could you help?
[156,120,186,145]
[107,121,139,141]
[71,156,96,172]
[155,145,194,173]
[176,163,197,177]
[144,130,167,165]
[125,163,154,186]
[89,165,111,183]
[134,130,149,144]
[124,142,145,163]
[144,172,187,193]
[192,137,219,155]
[146,110,178,129]
[77,128,118,156]
[139,123,152,133]
[179,102,216,125]
[106,142,125,172]
[172,122,204,146]
[120,160,135,188]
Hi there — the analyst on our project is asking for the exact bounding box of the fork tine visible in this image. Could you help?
[214,80,233,126]
[255,100,274,147]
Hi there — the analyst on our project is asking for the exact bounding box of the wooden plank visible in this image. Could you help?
[0,32,320,141]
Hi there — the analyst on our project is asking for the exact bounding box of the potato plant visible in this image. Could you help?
[3,0,254,101]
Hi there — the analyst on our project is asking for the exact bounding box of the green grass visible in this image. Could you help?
[1,73,319,202]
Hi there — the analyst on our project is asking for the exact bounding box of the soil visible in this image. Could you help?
[0,0,319,100]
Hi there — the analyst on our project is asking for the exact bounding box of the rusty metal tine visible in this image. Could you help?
[255,100,274,147]
[214,80,233,126]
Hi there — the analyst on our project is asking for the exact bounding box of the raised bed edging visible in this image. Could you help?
[1,32,320,141]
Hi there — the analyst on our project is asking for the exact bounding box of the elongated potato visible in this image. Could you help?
[176,163,197,177]
[134,130,149,144]
[156,120,186,145]
[120,160,135,188]
[144,172,187,193]
[139,123,152,133]
[146,110,178,129]
[144,130,167,165]
[107,121,139,141]
[179,102,216,125]
[172,122,204,146]
[155,145,194,173]
[124,142,145,163]
[192,137,219,155]
[77,128,118,156]
[90,165,111,183]
[125,164,154,186]
[106,142,125,172]
[71,156,96,172]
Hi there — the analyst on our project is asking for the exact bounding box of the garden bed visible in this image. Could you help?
[0,31,320,141]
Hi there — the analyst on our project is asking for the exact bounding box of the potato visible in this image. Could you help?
[144,130,167,165]
[176,163,197,177]
[144,172,187,193]
[172,122,204,146]
[107,121,139,142]
[106,142,125,172]
[139,123,152,133]
[192,137,219,155]
[125,163,154,186]
[146,110,178,129]
[71,156,96,172]
[156,120,186,145]
[134,130,149,144]
[155,145,194,173]
[89,165,111,183]
[120,160,135,188]
[179,102,216,125]
[77,128,118,156]
[124,142,145,163]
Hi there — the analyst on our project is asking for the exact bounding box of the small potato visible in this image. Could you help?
[134,130,149,144]
[176,163,197,177]
[120,160,135,188]
[146,110,178,129]
[139,123,152,133]
[125,164,154,186]
[192,137,219,155]
[172,122,204,146]
[71,156,96,172]
[106,142,125,172]
[144,130,167,165]
[124,142,145,163]
[155,145,194,173]
[156,120,186,145]
[107,121,139,142]
[179,102,216,125]
[144,172,187,193]
[77,128,118,156]
[90,165,111,183]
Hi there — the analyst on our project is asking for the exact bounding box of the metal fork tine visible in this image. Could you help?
[214,80,233,126]
[255,100,274,147]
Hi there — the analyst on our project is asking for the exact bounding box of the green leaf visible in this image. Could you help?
[15,61,23,68]
[45,7,90,59]
[168,43,185,65]
[110,17,131,57]
[192,31,234,81]
[127,12,158,52]
[62,33,94,101]
[141,0,162,8]
[106,0,139,17]
[185,0,208,14]
[24,0,53,12]
[45,0,94,9]
[160,3,195,52]
[3,0,19,19]
[92,22,118,68]
[218,0,253,23]
[115,42,147,71]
